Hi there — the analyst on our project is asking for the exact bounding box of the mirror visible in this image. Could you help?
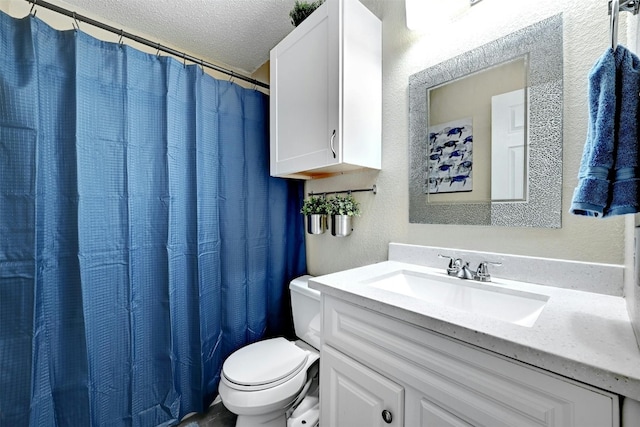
[409,14,563,228]
[426,57,527,203]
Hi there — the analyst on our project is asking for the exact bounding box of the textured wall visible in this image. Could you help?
[305,0,627,276]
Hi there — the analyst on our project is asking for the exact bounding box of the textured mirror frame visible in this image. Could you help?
[409,14,563,228]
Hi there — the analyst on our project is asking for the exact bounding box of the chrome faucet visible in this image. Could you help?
[438,254,502,282]
[456,262,475,280]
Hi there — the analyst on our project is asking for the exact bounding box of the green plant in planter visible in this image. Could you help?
[326,194,361,217]
[289,0,325,27]
[300,195,328,215]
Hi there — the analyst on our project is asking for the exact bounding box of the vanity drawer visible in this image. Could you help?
[322,296,619,427]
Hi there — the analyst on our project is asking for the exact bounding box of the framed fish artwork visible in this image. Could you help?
[426,117,473,194]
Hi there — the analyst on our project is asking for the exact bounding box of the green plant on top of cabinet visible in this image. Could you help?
[289,0,325,27]
[270,0,382,179]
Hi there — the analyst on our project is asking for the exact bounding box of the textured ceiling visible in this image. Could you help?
[58,0,301,74]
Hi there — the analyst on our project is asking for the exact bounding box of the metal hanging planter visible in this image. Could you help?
[306,214,327,234]
[330,214,353,237]
[305,185,376,237]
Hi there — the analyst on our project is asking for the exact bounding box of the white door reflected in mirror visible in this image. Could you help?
[491,89,526,201]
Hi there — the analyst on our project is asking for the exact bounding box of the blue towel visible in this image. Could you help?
[570,45,640,217]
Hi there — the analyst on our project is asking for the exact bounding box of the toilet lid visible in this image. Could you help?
[223,337,309,387]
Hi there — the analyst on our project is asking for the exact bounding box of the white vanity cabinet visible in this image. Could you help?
[320,296,620,427]
[269,0,381,179]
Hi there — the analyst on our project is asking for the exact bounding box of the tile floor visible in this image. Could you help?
[177,401,236,427]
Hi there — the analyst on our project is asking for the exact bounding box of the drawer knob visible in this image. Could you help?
[381,409,393,423]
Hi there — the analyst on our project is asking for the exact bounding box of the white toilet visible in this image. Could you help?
[218,275,321,427]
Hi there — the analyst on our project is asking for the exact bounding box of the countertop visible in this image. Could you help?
[309,260,640,400]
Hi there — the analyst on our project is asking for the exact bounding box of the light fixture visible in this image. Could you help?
[405,0,480,31]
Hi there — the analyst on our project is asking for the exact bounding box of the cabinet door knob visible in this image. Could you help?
[330,129,337,158]
[381,409,392,423]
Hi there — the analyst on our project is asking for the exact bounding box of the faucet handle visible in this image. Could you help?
[438,254,462,276]
[475,261,502,282]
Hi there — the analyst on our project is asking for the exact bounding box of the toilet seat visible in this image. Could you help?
[222,337,310,391]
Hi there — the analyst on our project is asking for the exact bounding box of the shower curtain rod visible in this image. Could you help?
[24,0,270,89]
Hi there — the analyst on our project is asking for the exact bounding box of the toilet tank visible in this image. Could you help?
[290,275,321,349]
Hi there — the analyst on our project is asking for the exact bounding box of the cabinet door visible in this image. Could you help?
[321,345,404,427]
[269,2,338,177]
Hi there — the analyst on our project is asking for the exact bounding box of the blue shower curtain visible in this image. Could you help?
[0,12,306,427]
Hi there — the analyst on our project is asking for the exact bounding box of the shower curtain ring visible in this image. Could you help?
[29,0,37,17]
[72,12,80,31]
[118,29,124,46]
[183,53,187,68]
[156,43,161,58]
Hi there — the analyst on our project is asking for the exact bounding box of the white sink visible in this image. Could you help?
[363,270,549,327]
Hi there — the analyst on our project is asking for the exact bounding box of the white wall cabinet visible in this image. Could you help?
[320,296,620,427]
[269,0,381,179]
